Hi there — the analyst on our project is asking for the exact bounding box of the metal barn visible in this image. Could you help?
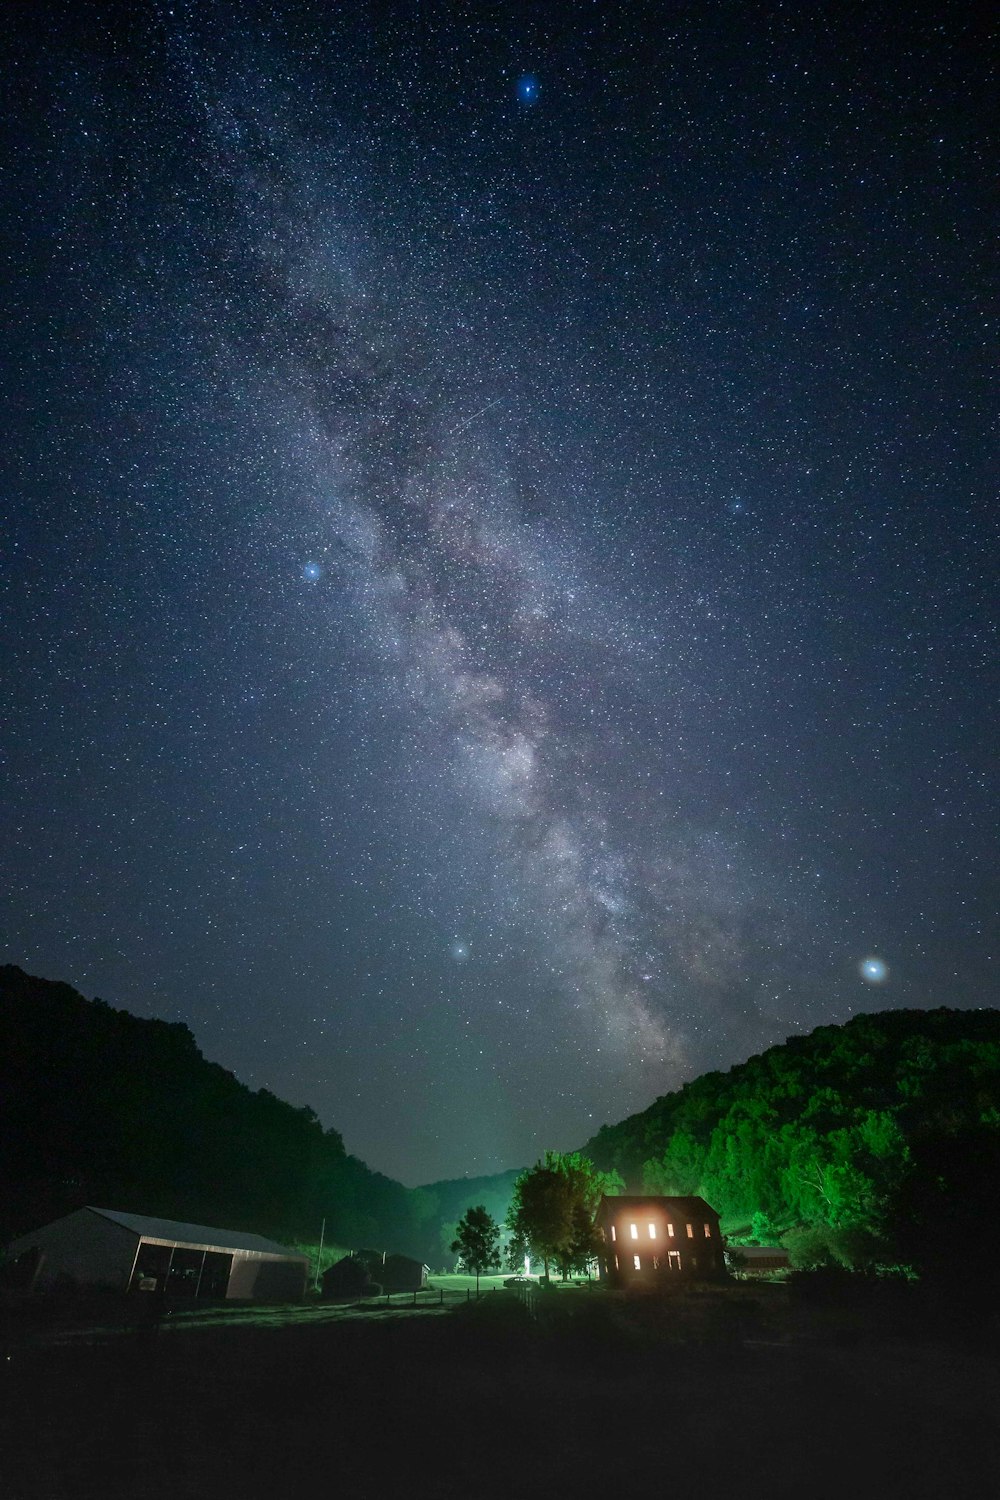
[3,1207,309,1300]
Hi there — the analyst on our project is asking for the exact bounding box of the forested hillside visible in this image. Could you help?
[583,1007,1000,1270]
[6,964,999,1277]
[0,966,437,1257]
[414,1167,524,1267]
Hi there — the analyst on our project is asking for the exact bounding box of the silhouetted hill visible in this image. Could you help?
[0,966,434,1257]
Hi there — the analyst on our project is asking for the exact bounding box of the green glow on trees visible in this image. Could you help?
[506,1151,624,1281]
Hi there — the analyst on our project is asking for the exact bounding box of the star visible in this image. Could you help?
[859,957,889,984]
[302,562,322,581]
[517,74,540,104]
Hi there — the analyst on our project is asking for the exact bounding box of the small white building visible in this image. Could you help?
[3,1207,309,1300]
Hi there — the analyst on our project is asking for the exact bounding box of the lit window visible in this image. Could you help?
[704,1223,712,1237]
[610,1225,616,1242]
[686,1223,694,1238]
[667,1223,675,1237]
[648,1223,657,1239]
[614,1254,619,1270]
[630,1223,638,1240]
[633,1255,641,1271]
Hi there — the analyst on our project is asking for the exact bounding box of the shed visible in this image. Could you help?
[320,1249,429,1299]
[3,1207,309,1300]
[727,1244,791,1275]
[380,1253,429,1293]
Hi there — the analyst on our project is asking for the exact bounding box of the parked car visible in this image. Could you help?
[504,1276,533,1288]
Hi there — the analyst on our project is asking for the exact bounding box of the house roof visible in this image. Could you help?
[88,1207,306,1259]
[596,1194,720,1218]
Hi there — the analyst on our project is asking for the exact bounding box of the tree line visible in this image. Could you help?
[450,1151,623,1284]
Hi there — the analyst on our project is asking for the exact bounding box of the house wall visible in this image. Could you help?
[599,1208,724,1284]
[5,1209,138,1292]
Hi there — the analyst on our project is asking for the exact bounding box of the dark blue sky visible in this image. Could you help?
[3,1,995,1183]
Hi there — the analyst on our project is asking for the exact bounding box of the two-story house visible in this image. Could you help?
[595,1194,724,1285]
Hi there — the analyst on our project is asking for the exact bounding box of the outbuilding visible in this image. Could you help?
[727,1244,791,1276]
[320,1248,429,1299]
[2,1207,309,1300]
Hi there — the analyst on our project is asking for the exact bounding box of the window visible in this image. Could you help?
[704,1223,712,1238]
[610,1225,616,1242]
[633,1255,641,1271]
[667,1223,675,1237]
[614,1254,619,1270]
[630,1223,638,1240]
[648,1223,657,1239]
[686,1223,694,1238]
[652,1256,660,1271]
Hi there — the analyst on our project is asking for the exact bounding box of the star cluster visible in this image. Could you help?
[2,2,994,1182]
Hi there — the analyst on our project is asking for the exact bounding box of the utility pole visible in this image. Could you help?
[315,1217,326,1292]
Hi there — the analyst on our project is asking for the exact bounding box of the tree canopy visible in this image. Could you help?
[450,1205,502,1290]
[506,1152,623,1280]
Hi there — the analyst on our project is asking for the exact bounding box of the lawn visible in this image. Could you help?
[3,1279,998,1498]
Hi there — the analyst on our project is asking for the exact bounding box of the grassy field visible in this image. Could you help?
[2,1281,998,1498]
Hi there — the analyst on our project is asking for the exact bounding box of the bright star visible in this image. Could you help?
[302,562,322,581]
[517,74,539,104]
[859,956,889,984]
[451,941,470,962]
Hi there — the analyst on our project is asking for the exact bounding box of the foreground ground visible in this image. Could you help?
[2,1281,998,1499]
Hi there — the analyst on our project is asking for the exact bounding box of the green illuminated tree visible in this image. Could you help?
[450,1205,502,1291]
[506,1151,623,1281]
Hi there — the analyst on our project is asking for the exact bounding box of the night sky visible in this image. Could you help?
[3,2,995,1185]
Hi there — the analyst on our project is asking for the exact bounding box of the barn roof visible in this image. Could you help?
[88,1207,305,1259]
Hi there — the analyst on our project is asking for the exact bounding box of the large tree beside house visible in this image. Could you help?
[506,1152,623,1280]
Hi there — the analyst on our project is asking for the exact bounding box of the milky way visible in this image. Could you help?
[3,3,994,1181]
[200,89,831,1086]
